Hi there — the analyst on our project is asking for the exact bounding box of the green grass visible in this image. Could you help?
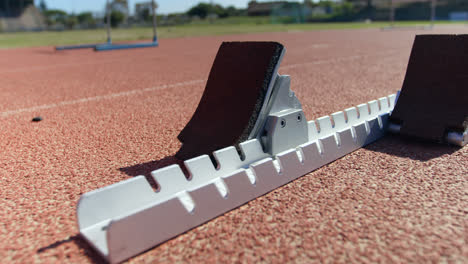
[0,20,465,49]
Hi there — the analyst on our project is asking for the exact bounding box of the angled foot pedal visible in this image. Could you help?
[77,42,398,263]
[389,35,468,146]
[177,42,286,160]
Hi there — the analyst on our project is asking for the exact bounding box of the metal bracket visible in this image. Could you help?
[260,74,308,155]
[77,90,397,263]
[388,123,467,147]
[263,108,308,155]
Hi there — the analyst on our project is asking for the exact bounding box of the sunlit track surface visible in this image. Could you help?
[0,50,400,118]
[0,26,467,263]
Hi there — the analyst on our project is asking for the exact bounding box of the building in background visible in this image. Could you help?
[0,0,45,31]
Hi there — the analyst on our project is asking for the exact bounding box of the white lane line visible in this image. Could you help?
[0,80,204,118]
[0,58,126,75]
[0,49,399,75]
[282,50,400,70]
[282,55,362,70]
[1,50,403,118]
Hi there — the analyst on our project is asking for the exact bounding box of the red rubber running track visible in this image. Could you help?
[0,26,467,263]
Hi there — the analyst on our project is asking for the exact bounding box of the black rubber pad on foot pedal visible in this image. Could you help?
[176,42,284,160]
[390,35,468,144]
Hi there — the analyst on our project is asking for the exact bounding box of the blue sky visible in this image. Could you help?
[38,0,267,15]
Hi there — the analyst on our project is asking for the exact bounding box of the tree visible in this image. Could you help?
[225,6,237,16]
[65,15,78,29]
[345,0,373,9]
[187,3,213,19]
[110,10,125,27]
[43,9,68,26]
[225,6,246,16]
[77,12,96,26]
[213,4,228,18]
[141,8,152,22]
[186,2,237,19]
[39,0,47,12]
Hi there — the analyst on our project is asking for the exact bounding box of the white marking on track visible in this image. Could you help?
[0,80,204,118]
[1,50,402,118]
[0,58,126,74]
[282,56,362,69]
[282,50,399,70]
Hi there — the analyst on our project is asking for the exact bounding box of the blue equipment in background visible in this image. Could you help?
[56,0,158,51]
